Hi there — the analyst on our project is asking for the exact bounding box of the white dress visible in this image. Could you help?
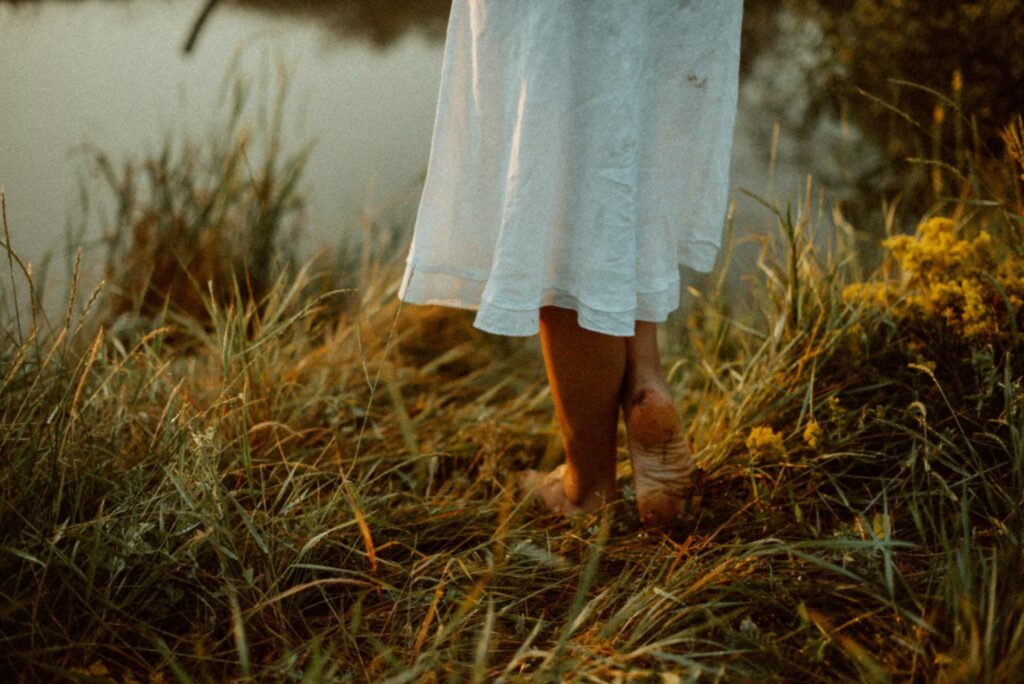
[398,0,743,337]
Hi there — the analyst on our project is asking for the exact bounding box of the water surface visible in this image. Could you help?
[0,1,862,317]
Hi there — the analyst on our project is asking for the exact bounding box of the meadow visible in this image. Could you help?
[2,74,1023,682]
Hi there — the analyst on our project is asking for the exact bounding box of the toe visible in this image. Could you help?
[515,468,539,493]
[637,492,683,528]
[516,464,584,516]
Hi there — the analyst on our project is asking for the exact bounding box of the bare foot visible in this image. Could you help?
[624,386,694,528]
[516,464,610,516]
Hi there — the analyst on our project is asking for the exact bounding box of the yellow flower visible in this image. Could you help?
[826,395,844,423]
[846,215,1021,345]
[746,426,786,461]
[842,282,890,307]
[803,420,823,450]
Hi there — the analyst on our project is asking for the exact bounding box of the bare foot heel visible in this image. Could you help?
[626,388,694,528]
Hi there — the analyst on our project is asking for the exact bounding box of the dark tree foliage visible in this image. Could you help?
[791,3,1020,152]
[236,0,451,48]
[770,0,1024,227]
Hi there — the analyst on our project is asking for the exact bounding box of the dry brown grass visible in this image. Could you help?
[2,72,1023,683]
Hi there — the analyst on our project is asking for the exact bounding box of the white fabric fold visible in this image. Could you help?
[399,0,744,337]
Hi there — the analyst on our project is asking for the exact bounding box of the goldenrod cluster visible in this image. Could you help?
[745,425,786,462]
[802,420,823,450]
[842,217,1024,344]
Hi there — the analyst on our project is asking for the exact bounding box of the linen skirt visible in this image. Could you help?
[398,0,743,336]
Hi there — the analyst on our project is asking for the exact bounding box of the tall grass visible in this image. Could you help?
[85,56,312,341]
[2,73,1023,681]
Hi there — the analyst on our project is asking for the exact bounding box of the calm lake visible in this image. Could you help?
[0,0,868,318]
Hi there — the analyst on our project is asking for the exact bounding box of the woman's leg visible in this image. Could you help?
[519,310,691,525]
[520,305,625,512]
[622,321,678,441]
[621,321,693,526]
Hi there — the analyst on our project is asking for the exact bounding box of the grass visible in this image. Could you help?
[2,72,1024,682]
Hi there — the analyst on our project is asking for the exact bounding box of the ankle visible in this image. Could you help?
[623,364,671,400]
[562,467,616,509]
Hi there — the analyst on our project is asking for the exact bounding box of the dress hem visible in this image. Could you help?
[398,257,698,337]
